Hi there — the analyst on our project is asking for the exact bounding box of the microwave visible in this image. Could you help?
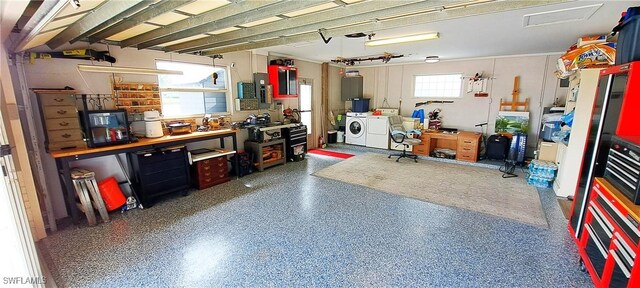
[603,136,640,204]
[80,109,132,147]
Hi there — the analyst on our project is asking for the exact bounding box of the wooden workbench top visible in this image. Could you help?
[50,129,239,158]
[596,177,640,222]
[421,130,481,138]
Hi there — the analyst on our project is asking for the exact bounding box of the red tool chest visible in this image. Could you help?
[578,178,640,287]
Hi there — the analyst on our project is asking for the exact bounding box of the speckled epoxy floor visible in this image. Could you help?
[40,146,592,287]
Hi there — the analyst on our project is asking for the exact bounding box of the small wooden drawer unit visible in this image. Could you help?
[34,90,85,151]
[412,134,429,156]
[192,156,230,190]
[456,132,481,162]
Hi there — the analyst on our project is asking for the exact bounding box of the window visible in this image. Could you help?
[414,74,463,98]
[156,60,230,117]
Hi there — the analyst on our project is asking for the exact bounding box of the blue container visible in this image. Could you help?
[615,12,640,65]
[541,120,562,142]
[351,98,370,112]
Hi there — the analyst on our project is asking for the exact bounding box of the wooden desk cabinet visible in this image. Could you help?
[412,131,481,162]
[191,156,230,190]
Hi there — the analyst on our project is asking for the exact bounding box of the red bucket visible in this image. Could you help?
[97,177,126,211]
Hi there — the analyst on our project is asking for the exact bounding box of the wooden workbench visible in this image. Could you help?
[51,129,239,224]
[412,130,482,162]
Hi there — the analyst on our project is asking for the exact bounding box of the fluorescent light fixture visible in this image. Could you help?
[424,56,440,63]
[365,32,439,46]
[77,64,183,75]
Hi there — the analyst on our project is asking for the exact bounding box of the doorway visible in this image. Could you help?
[299,78,313,145]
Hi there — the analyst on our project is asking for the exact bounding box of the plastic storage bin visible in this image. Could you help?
[327,130,337,143]
[615,12,640,64]
[351,98,370,112]
[97,176,126,211]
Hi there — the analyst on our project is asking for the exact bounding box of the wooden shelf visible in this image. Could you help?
[245,139,286,171]
[119,105,161,108]
[112,90,158,93]
[188,148,236,164]
[113,82,161,116]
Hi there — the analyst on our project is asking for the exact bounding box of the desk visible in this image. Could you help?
[412,130,482,162]
[50,129,239,223]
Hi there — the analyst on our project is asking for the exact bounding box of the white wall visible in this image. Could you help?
[332,54,566,153]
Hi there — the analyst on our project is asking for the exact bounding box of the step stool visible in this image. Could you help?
[71,168,110,226]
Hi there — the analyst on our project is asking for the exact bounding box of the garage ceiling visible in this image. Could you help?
[9,0,636,65]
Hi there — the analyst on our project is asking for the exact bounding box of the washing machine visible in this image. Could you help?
[345,112,371,146]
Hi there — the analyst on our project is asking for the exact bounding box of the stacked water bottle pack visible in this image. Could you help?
[526,159,558,188]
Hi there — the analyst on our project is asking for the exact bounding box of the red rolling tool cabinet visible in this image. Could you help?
[578,178,640,287]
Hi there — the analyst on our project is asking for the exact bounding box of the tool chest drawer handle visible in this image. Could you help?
[57,110,67,115]
[59,121,69,126]
[610,250,631,278]
[614,232,637,258]
[54,98,65,102]
[62,133,71,138]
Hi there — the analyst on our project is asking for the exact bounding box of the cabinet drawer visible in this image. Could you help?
[456,151,477,162]
[40,94,76,106]
[48,140,85,151]
[48,129,83,142]
[198,167,228,178]
[458,138,479,146]
[200,173,230,185]
[413,145,428,155]
[458,145,478,154]
[44,106,77,119]
[45,117,80,131]
[197,156,226,167]
[197,176,230,190]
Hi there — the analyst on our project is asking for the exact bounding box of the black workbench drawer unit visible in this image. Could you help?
[282,125,307,162]
[130,146,190,207]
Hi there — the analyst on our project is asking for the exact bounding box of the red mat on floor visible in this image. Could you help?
[307,149,355,159]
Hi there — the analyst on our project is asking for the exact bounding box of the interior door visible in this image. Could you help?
[299,79,312,138]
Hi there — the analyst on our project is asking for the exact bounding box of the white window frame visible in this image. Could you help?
[413,73,464,99]
[155,60,232,119]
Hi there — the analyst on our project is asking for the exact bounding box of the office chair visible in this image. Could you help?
[388,116,422,162]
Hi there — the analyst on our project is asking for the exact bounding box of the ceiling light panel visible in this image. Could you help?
[210,26,241,35]
[238,16,282,28]
[42,13,85,31]
[157,34,210,47]
[523,4,602,27]
[107,24,159,41]
[341,0,365,3]
[175,0,230,15]
[56,0,106,18]
[365,32,439,46]
[147,12,189,26]
[283,3,339,17]
[23,28,66,50]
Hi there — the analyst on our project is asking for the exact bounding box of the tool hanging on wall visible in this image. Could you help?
[29,49,116,64]
[414,100,454,107]
[466,72,490,97]
[76,94,113,110]
[499,76,529,111]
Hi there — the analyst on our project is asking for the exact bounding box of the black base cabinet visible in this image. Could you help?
[282,125,307,162]
[130,146,191,207]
